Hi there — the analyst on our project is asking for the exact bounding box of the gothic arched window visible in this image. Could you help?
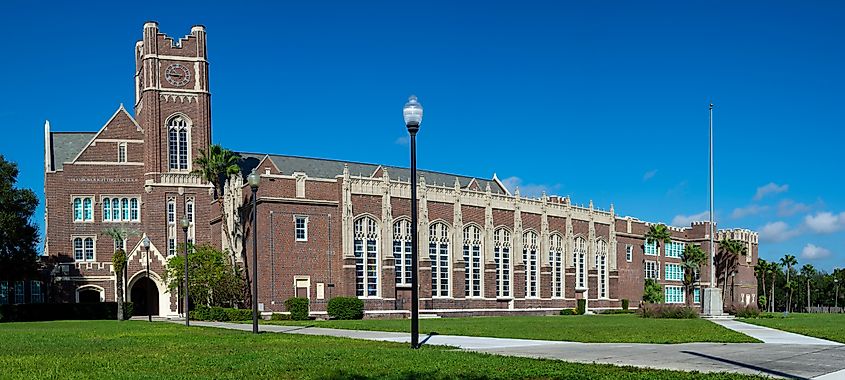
[523,231,539,298]
[354,217,379,297]
[392,219,412,286]
[168,116,190,171]
[574,237,587,289]
[596,239,609,298]
[429,222,450,297]
[463,225,482,298]
[549,234,564,298]
[494,228,512,297]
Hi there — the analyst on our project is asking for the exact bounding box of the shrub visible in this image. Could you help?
[621,299,629,310]
[225,308,252,321]
[559,308,577,316]
[284,297,310,320]
[190,305,253,322]
[327,297,364,320]
[637,304,698,319]
[271,313,291,321]
[643,279,663,304]
[758,295,767,309]
[597,309,636,315]
[122,302,134,320]
[0,303,121,322]
[729,304,760,318]
[576,299,586,315]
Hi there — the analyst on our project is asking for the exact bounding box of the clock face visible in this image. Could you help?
[165,63,191,87]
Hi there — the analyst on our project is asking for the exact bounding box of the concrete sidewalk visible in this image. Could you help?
[708,319,842,346]
[183,321,845,379]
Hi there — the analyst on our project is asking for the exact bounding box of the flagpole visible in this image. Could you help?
[709,103,715,287]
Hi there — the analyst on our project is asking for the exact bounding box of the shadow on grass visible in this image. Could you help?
[681,350,809,380]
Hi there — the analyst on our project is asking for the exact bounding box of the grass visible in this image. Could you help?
[265,314,760,344]
[740,313,845,343]
[0,320,766,380]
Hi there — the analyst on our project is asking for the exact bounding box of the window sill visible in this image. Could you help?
[496,297,514,301]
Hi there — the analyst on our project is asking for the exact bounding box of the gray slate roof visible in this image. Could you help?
[236,152,506,194]
[49,132,96,171]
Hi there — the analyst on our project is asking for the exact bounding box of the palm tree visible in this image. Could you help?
[780,254,798,312]
[801,264,816,311]
[644,224,672,268]
[768,261,781,312]
[715,238,747,304]
[192,144,242,263]
[192,144,241,199]
[754,259,768,310]
[102,227,137,320]
[681,244,707,307]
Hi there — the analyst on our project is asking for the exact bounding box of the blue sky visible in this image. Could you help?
[1,1,843,271]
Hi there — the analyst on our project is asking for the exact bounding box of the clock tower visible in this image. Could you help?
[134,21,211,180]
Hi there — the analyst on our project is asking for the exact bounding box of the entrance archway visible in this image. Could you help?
[130,277,160,316]
[78,288,103,303]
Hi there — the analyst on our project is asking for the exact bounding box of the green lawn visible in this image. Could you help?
[740,313,845,343]
[0,321,764,380]
[265,314,759,344]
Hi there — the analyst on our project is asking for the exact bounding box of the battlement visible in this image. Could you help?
[717,228,759,244]
[139,21,207,59]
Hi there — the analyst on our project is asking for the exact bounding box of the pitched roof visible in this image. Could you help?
[236,152,506,194]
[49,132,96,171]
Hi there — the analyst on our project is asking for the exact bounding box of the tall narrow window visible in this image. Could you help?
[626,244,633,262]
[494,228,512,297]
[186,199,195,224]
[114,238,125,252]
[295,215,308,242]
[103,198,111,222]
[168,116,189,171]
[121,198,129,221]
[523,231,539,298]
[167,199,176,224]
[392,220,412,286]
[118,142,127,163]
[354,217,379,297]
[84,238,95,261]
[429,222,450,297]
[14,281,24,304]
[574,237,587,289]
[168,238,176,257]
[596,239,608,299]
[0,281,7,305]
[30,281,43,303]
[83,198,92,221]
[463,225,482,298]
[73,198,82,221]
[130,198,139,221]
[74,238,84,261]
[549,234,564,298]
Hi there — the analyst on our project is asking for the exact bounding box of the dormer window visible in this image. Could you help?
[168,115,190,171]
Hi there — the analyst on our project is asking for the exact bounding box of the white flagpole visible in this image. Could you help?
[709,103,715,287]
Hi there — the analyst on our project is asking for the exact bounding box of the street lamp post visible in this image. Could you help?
[180,217,190,326]
[403,95,423,349]
[141,237,151,322]
[247,169,261,334]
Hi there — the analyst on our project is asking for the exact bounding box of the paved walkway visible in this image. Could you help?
[709,319,842,345]
[182,321,845,379]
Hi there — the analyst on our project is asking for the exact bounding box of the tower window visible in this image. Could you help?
[168,116,189,171]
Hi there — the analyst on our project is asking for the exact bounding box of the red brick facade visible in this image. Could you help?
[43,23,759,318]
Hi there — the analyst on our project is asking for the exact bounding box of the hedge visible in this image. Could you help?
[0,302,134,322]
[576,299,586,315]
[327,297,364,320]
[284,297,310,320]
[637,304,699,319]
[190,305,252,322]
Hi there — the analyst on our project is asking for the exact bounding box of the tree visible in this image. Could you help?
[192,144,241,199]
[192,144,242,266]
[780,254,797,312]
[101,227,136,320]
[164,243,244,308]
[754,259,768,311]
[768,261,781,312]
[681,244,706,306]
[644,224,672,276]
[715,238,747,304]
[643,278,663,304]
[0,155,39,282]
[801,264,816,311]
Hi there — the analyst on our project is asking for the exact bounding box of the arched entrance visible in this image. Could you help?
[130,277,160,316]
[78,288,102,303]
